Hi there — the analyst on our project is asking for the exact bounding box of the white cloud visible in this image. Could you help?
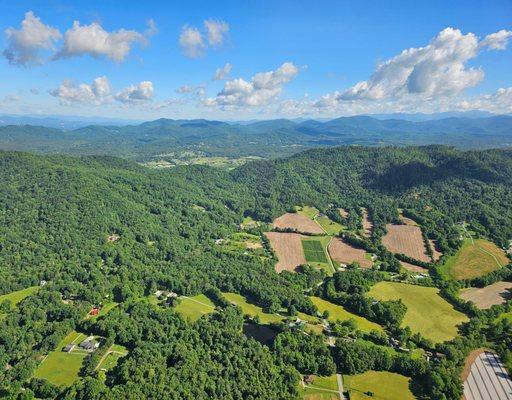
[204,19,229,46]
[340,27,512,101]
[115,81,154,103]
[2,93,20,103]
[176,85,195,93]
[179,26,205,58]
[205,62,300,108]
[457,87,512,114]
[3,11,61,66]
[55,21,147,62]
[49,76,111,105]
[213,63,232,80]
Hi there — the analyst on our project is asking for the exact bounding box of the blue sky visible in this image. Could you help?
[0,0,511,120]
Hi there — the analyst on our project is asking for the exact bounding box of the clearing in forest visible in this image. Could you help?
[311,297,382,333]
[0,286,38,314]
[96,343,129,375]
[382,224,430,263]
[367,282,468,343]
[328,238,372,268]
[222,292,282,324]
[264,232,307,272]
[300,374,340,400]
[273,212,324,234]
[34,330,89,387]
[174,294,216,322]
[459,281,512,309]
[361,208,373,237]
[344,371,416,400]
[441,238,509,280]
[400,261,429,273]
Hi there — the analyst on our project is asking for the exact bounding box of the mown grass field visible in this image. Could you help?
[222,292,282,324]
[311,297,382,333]
[300,374,339,400]
[316,215,344,235]
[174,294,215,322]
[34,330,87,387]
[367,282,468,343]
[345,371,416,400]
[0,286,38,313]
[441,238,509,280]
[97,344,128,372]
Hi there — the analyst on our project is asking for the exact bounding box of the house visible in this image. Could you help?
[63,344,75,352]
[80,337,99,352]
[89,307,100,316]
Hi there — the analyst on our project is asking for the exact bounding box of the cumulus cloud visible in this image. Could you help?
[55,21,148,62]
[204,20,229,46]
[457,87,512,114]
[3,11,61,66]
[50,76,111,105]
[340,27,512,101]
[204,62,299,108]
[115,81,154,103]
[213,63,232,80]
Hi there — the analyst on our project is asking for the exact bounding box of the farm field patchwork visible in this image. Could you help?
[441,238,509,280]
[344,371,416,400]
[300,374,340,400]
[273,212,324,234]
[264,232,307,272]
[311,297,382,333]
[382,224,430,263]
[174,294,216,322]
[459,281,512,309]
[328,238,372,268]
[34,330,88,387]
[367,282,468,343]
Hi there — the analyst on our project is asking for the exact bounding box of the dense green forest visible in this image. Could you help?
[1,145,511,399]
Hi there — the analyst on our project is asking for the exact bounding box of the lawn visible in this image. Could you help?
[34,330,88,387]
[300,374,339,400]
[222,292,282,324]
[174,294,216,322]
[0,286,39,313]
[344,371,416,400]
[441,238,509,280]
[311,297,382,333]
[97,344,128,372]
[367,282,468,343]
[302,240,329,263]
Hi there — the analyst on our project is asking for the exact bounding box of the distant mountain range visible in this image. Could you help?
[0,114,511,161]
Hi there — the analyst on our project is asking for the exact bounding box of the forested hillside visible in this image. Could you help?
[1,145,511,399]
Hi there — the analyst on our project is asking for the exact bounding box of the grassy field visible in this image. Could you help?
[174,294,216,322]
[441,238,509,280]
[367,282,468,343]
[0,286,38,312]
[300,374,339,400]
[34,330,88,387]
[97,343,128,372]
[296,205,320,219]
[316,215,344,235]
[311,297,382,333]
[302,240,329,263]
[223,292,283,324]
[345,371,416,400]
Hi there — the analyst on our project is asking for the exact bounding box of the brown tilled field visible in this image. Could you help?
[361,208,373,237]
[459,281,512,309]
[400,261,429,273]
[264,232,307,272]
[382,224,430,263]
[328,238,372,268]
[273,213,324,234]
[428,239,443,261]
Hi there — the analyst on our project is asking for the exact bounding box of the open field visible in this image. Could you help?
[345,371,416,400]
[311,297,382,333]
[174,294,216,321]
[34,330,88,387]
[273,212,324,234]
[462,350,512,400]
[316,215,344,235]
[460,281,512,309]
[382,224,430,263]
[400,261,429,273]
[442,238,509,280]
[361,208,373,237]
[338,208,348,218]
[328,238,372,268]
[302,239,329,263]
[300,374,339,400]
[223,292,282,324]
[0,286,38,311]
[367,282,468,343]
[97,343,128,372]
[429,239,443,261]
[296,205,320,219]
[264,232,306,272]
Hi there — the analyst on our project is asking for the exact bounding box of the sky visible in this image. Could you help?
[0,0,511,121]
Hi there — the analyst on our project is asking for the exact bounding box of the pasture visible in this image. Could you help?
[367,282,468,343]
[264,232,307,272]
[328,238,372,268]
[382,224,430,263]
[300,374,339,400]
[441,238,509,280]
[34,330,88,387]
[460,281,512,309]
[311,297,382,333]
[273,212,324,234]
[344,371,416,400]
[174,294,216,322]
[316,215,344,235]
[222,292,282,324]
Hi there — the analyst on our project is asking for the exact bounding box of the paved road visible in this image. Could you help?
[327,336,346,400]
[463,351,512,400]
